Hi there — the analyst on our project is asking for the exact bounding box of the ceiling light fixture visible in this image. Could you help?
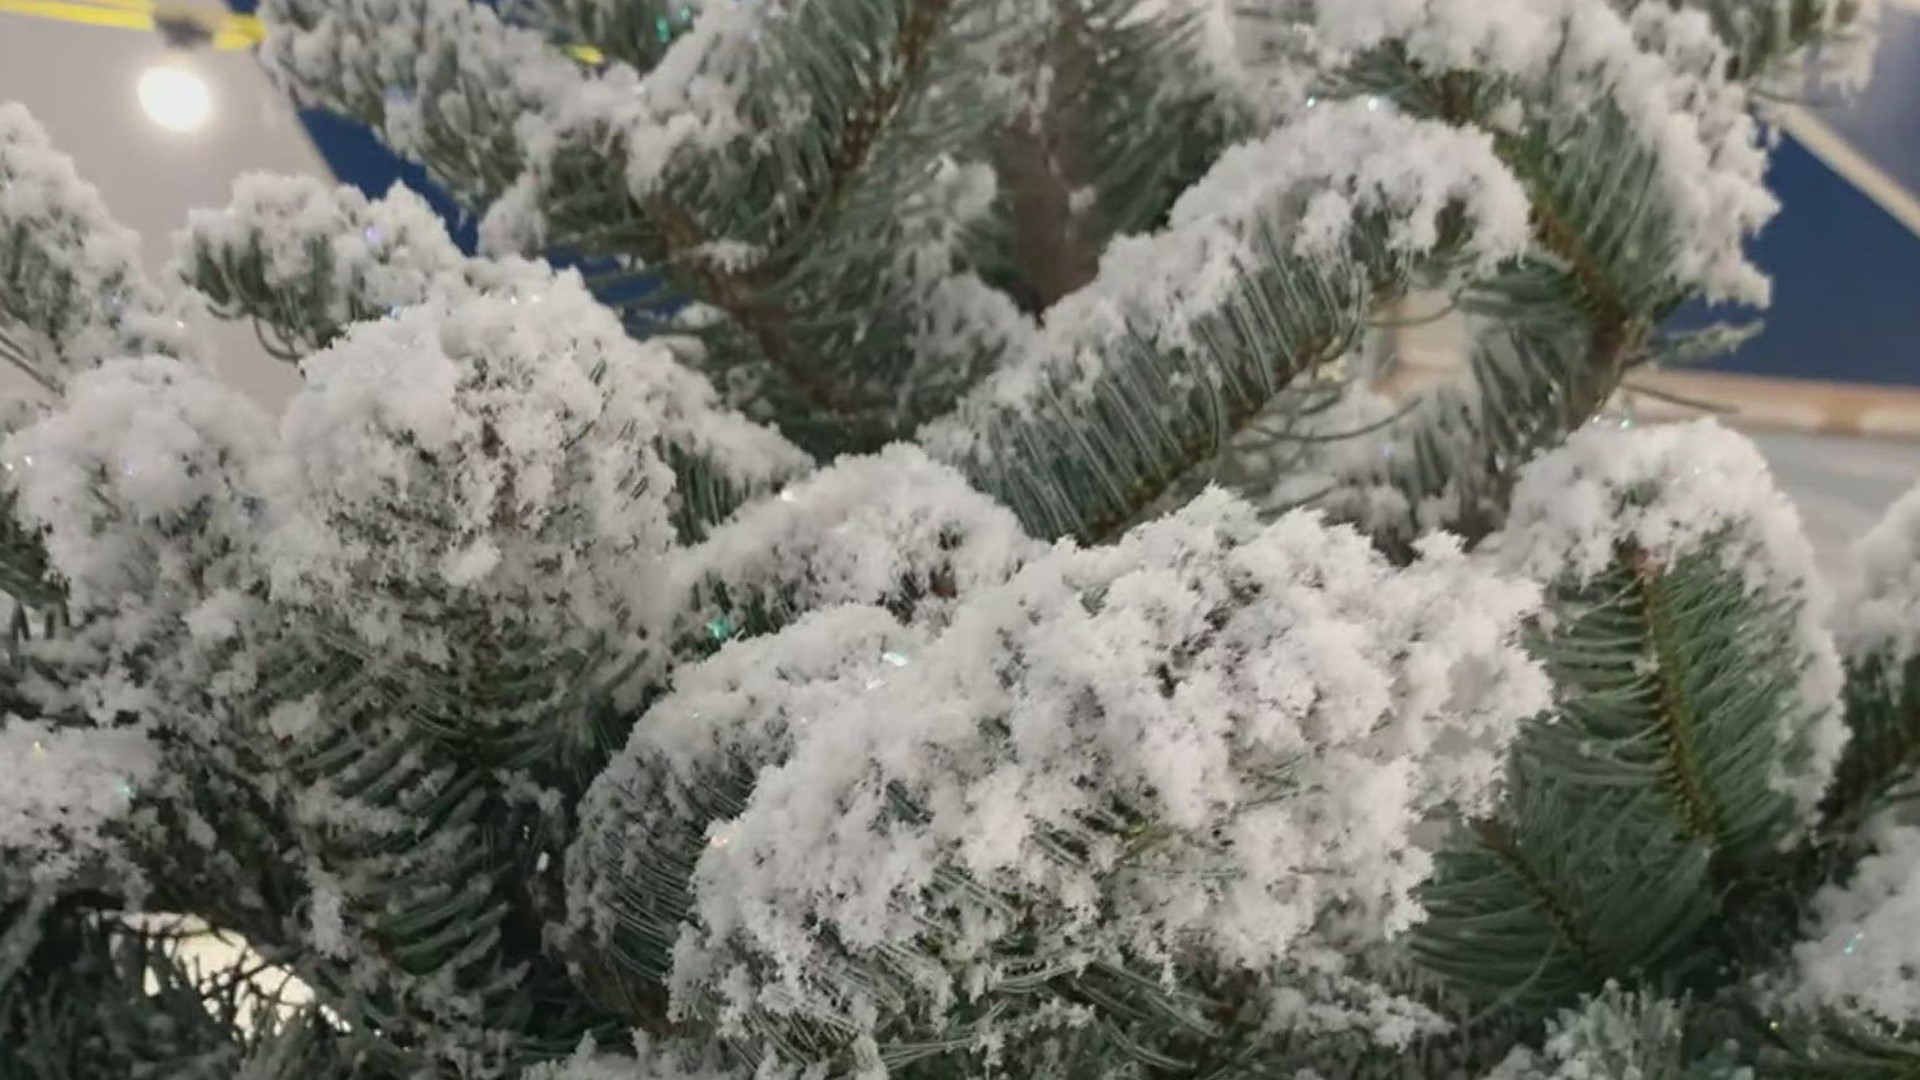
[137,63,213,134]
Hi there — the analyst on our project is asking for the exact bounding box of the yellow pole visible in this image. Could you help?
[0,0,602,60]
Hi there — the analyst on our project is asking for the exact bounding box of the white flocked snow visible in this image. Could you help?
[0,718,158,886]
[0,0,1905,1070]
[578,489,1549,1050]
[1838,477,1920,671]
[1305,0,1780,304]
[264,288,681,667]
[1794,820,1920,1027]
[174,173,466,331]
[1497,419,1849,823]
[520,1033,736,1080]
[0,104,195,382]
[922,101,1530,462]
[678,444,1041,630]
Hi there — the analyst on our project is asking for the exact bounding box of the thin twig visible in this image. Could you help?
[1620,379,1738,416]
[0,324,60,396]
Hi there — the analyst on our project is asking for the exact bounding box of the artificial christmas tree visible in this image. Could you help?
[3,1,1917,1078]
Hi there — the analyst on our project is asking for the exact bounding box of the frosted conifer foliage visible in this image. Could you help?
[266,290,676,663]
[0,720,157,887]
[1839,478,1920,669]
[1497,419,1847,819]
[0,105,193,383]
[6,0,1914,1075]
[578,492,1549,1055]
[174,174,465,350]
[674,444,1040,630]
[6,356,271,614]
[3,356,273,733]
[1792,822,1920,1028]
[1303,0,1777,303]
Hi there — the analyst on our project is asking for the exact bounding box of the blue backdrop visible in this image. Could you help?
[1688,9,1920,386]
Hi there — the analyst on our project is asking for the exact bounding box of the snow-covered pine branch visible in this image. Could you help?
[922,100,1531,540]
[3,355,273,726]
[1417,420,1851,1016]
[575,490,1547,1063]
[0,0,1901,1076]
[1839,479,1920,673]
[1822,477,1920,839]
[0,719,158,889]
[0,105,194,391]
[673,445,1040,638]
[1307,0,1777,304]
[1792,820,1920,1029]
[1495,418,1845,824]
[258,0,589,207]
[178,175,809,536]
[173,174,466,354]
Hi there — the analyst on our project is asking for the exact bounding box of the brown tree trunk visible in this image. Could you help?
[995,6,1107,309]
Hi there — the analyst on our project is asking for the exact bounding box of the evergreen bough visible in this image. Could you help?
[6,3,1920,1079]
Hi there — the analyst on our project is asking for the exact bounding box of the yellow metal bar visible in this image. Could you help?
[211,11,262,45]
[210,25,256,49]
[70,0,158,13]
[0,0,587,59]
[0,0,155,31]
[0,0,262,44]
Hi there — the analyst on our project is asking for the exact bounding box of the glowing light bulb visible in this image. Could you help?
[138,64,213,134]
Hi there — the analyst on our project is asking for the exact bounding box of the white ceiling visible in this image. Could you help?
[0,12,320,405]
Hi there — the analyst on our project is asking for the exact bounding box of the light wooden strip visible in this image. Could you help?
[1776,105,1920,239]
[1627,369,1920,439]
